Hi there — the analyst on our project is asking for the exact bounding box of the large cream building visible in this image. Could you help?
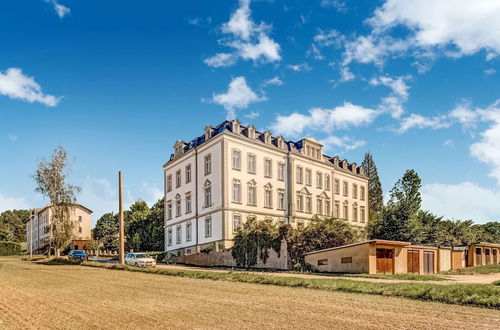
[163,120,368,256]
[25,204,93,253]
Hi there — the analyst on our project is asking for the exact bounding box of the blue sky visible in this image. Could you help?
[1,0,500,225]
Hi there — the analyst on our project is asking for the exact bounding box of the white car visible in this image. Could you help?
[125,253,156,268]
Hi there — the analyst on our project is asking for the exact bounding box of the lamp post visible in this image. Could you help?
[119,171,125,265]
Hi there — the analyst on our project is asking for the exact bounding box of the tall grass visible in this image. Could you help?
[82,262,500,309]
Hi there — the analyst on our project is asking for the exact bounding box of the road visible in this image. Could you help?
[0,257,498,329]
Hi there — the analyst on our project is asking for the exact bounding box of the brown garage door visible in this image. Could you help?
[423,251,434,274]
[485,249,491,264]
[493,249,498,264]
[376,248,394,274]
[475,248,482,266]
[407,250,419,274]
[452,251,463,270]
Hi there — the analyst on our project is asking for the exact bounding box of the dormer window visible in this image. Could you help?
[247,125,255,139]
[204,125,212,140]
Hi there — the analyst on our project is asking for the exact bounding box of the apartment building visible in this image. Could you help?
[163,120,368,256]
[25,204,93,253]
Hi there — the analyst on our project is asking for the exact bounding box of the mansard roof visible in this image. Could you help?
[165,120,367,178]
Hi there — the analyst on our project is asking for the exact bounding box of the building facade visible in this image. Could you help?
[163,120,369,256]
[25,204,93,253]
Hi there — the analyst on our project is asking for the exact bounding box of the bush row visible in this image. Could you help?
[0,241,21,256]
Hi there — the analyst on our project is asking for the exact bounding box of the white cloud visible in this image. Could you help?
[396,114,450,133]
[211,76,266,119]
[205,0,281,67]
[244,111,260,119]
[442,139,453,147]
[270,102,379,137]
[368,0,500,57]
[0,68,61,107]
[484,68,496,76]
[310,29,344,60]
[141,182,163,205]
[287,63,312,72]
[0,193,30,212]
[370,75,410,118]
[262,76,284,87]
[319,136,366,151]
[470,108,500,184]
[8,134,17,142]
[422,182,500,223]
[204,53,238,68]
[45,0,70,18]
[320,0,347,13]
[449,102,480,127]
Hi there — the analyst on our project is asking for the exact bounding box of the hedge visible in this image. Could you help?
[0,241,21,256]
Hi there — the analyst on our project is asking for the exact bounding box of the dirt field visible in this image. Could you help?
[0,257,499,330]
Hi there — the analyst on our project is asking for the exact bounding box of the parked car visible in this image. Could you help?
[68,250,88,261]
[125,253,156,268]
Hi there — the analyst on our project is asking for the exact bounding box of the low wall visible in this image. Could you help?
[170,240,290,270]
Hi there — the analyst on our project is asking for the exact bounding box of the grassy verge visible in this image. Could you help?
[81,261,500,309]
[342,273,448,281]
[441,264,500,275]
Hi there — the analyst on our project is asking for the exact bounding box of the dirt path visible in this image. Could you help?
[157,264,500,285]
[0,257,499,330]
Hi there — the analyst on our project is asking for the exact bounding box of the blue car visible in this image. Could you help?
[68,250,88,261]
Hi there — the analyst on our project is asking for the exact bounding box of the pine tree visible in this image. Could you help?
[361,152,383,218]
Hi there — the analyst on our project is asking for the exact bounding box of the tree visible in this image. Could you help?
[34,146,81,257]
[0,209,30,242]
[125,200,150,251]
[142,198,164,251]
[362,152,384,223]
[92,212,119,251]
[476,222,500,243]
[369,170,422,242]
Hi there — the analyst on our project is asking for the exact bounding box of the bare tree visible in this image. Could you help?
[34,146,81,257]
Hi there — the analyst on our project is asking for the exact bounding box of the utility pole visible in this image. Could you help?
[29,210,33,258]
[118,171,125,265]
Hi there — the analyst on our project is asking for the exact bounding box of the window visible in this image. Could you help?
[341,257,352,264]
[343,203,348,220]
[277,162,285,181]
[205,217,212,237]
[232,149,241,170]
[232,180,241,203]
[306,195,312,213]
[353,184,358,199]
[360,206,365,223]
[78,227,82,233]
[248,183,257,206]
[167,228,172,246]
[78,216,82,222]
[176,170,181,188]
[264,158,272,178]
[325,199,331,216]
[186,164,191,183]
[343,181,348,196]
[185,193,192,213]
[352,204,358,222]
[176,225,181,244]
[318,259,328,266]
[233,214,241,233]
[305,168,312,186]
[167,174,172,192]
[175,195,181,217]
[316,172,323,189]
[204,154,211,175]
[277,190,285,210]
[316,198,323,215]
[360,186,365,201]
[264,188,272,208]
[186,222,192,241]
[204,181,212,207]
[167,201,172,220]
[296,193,304,212]
[334,179,340,194]
[248,154,256,174]
[297,221,304,230]
[296,166,303,184]
[325,174,331,191]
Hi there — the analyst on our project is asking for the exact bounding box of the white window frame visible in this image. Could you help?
[205,217,212,237]
[277,190,285,210]
[176,170,181,188]
[167,174,172,192]
[232,214,241,233]
[232,149,241,170]
[264,188,273,208]
[277,162,285,181]
[247,154,256,174]
[204,154,211,175]
[185,193,192,213]
[186,222,192,241]
[176,225,181,244]
[232,180,241,203]
[186,164,191,183]
[296,166,303,184]
[264,158,272,178]
[305,168,312,186]
[316,172,323,189]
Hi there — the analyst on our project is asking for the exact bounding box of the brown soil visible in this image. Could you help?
[0,257,499,330]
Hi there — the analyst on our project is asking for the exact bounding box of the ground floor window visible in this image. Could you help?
[205,217,212,237]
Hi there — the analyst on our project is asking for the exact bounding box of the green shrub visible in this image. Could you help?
[0,241,21,256]
[42,257,83,265]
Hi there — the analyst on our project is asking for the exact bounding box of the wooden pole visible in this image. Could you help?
[119,171,125,265]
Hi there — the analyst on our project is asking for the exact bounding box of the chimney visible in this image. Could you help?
[247,125,255,139]
[204,125,212,140]
[263,131,271,144]
[231,119,240,134]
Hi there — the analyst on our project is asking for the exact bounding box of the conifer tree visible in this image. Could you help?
[361,152,384,220]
